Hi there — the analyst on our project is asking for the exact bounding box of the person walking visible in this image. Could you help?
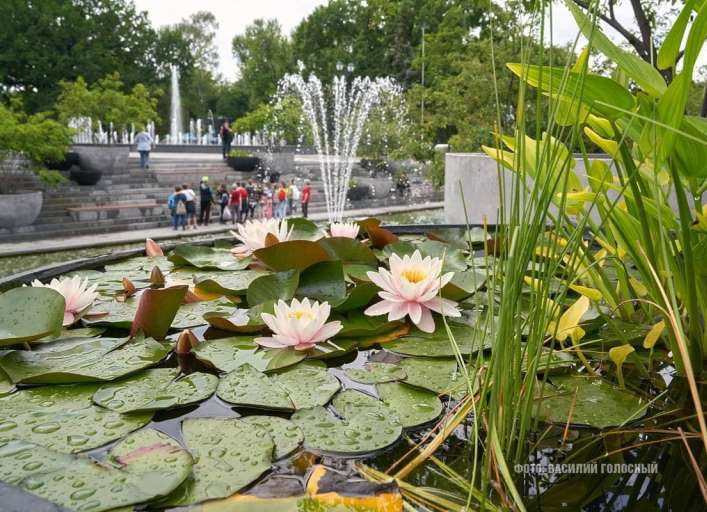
[301,179,312,218]
[276,182,288,219]
[198,176,213,226]
[217,184,229,223]
[228,185,240,225]
[219,121,233,159]
[263,183,273,219]
[237,182,249,222]
[170,186,187,230]
[182,183,198,229]
[287,179,300,216]
[135,125,153,169]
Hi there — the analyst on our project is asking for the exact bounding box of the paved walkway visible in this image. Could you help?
[0,202,443,256]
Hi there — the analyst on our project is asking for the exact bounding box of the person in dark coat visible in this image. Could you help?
[198,176,213,225]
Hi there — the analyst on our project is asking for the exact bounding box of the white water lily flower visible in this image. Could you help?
[231,218,292,257]
[31,275,98,326]
[255,298,343,351]
[364,249,461,333]
[329,221,360,239]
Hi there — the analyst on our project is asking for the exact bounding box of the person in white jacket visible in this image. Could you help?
[134,126,153,169]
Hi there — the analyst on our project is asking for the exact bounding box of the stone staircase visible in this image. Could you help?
[0,156,332,243]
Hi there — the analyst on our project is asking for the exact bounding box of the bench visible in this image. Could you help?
[67,202,161,221]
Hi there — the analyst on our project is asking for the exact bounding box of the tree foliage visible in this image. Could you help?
[232,19,294,110]
[56,73,160,130]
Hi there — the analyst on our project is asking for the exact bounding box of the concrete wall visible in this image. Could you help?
[444,153,691,225]
[73,144,129,174]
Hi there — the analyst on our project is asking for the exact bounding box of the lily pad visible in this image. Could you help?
[291,389,402,455]
[169,245,251,271]
[160,418,274,506]
[442,270,486,301]
[535,375,647,428]
[254,240,331,271]
[172,301,236,330]
[0,383,152,453]
[400,357,469,399]
[273,361,341,409]
[0,335,169,384]
[335,311,401,338]
[333,282,379,312]
[84,299,137,328]
[344,362,406,384]
[318,237,378,266]
[93,368,218,413]
[195,270,267,296]
[387,324,491,357]
[0,428,191,512]
[0,368,14,396]
[217,364,294,411]
[203,309,265,333]
[0,287,65,346]
[246,270,299,306]
[295,260,347,305]
[104,256,172,272]
[241,416,303,459]
[130,286,187,339]
[193,336,305,373]
[217,362,340,411]
[377,382,443,428]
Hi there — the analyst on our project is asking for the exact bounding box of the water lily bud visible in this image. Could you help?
[145,238,164,257]
[150,266,165,287]
[176,329,199,354]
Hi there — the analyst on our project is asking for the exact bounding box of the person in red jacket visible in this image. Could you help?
[301,179,312,218]
[276,182,288,218]
[228,185,240,224]
[237,182,249,222]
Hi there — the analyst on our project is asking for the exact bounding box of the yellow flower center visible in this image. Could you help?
[288,309,314,321]
[401,268,427,284]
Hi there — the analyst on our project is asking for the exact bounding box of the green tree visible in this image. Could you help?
[232,19,294,110]
[0,0,158,113]
[56,73,160,131]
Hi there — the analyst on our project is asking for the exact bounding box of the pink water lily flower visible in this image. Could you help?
[329,221,360,239]
[255,298,343,351]
[31,275,98,326]
[364,250,461,333]
[231,218,292,257]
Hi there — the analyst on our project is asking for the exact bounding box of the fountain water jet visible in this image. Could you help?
[169,65,183,143]
[278,72,401,223]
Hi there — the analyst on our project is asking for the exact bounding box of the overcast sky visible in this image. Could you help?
[134,0,704,79]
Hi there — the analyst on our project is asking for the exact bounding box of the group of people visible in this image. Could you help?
[167,176,312,230]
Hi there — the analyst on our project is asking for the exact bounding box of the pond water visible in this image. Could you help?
[0,224,702,511]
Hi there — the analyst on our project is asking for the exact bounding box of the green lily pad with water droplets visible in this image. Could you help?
[169,245,251,271]
[93,368,218,413]
[0,287,65,347]
[344,362,407,384]
[192,336,305,373]
[194,270,268,296]
[376,382,443,428]
[0,428,191,511]
[400,357,470,399]
[217,362,340,411]
[291,389,402,455]
[535,375,647,428]
[386,323,491,357]
[0,383,152,453]
[104,256,172,272]
[83,299,137,328]
[217,364,294,411]
[521,347,575,374]
[160,417,274,507]
[171,300,236,330]
[273,361,340,409]
[241,416,303,459]
[0,335,170,384]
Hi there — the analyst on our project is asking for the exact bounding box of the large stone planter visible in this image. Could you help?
[0,191,43,230]
[73,145,129,174]
[227,156,260,172]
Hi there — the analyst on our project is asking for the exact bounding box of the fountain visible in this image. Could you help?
[278,71,401,223]
[169,65,183,144]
